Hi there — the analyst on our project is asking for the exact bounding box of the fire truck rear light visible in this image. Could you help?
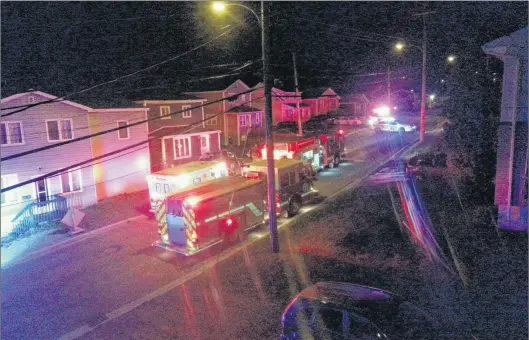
[338,129,344,135]
[185,196,199,207]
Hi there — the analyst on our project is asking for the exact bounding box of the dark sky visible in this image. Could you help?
[1,1,527,104]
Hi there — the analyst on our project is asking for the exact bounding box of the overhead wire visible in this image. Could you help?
[1,94,264,193]
[0,25,236,116]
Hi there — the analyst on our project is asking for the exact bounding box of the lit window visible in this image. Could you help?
[160,106,171,119]
[60,169,82,193]
[182,105,192,118]
[239,115,249,127]
[117,121,129,139]
[174,137,191,159]
[46,119,73,142]
[255,112,262,126]
[0,122,24,145]
[1,174,19,204]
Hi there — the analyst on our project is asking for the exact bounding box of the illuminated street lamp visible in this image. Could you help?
[429,94,435,101]
[211,1,278,253]
[395,42,405,51]
[447,55,456,63]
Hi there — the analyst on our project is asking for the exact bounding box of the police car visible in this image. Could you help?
[372,118,417,134]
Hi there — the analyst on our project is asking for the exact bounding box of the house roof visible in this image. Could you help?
[135,93,205,101]
[301,87,337,99]
[1,91,93,111]
[226,105,262,113]
[286,103,311,108]
[341,93,370,103]
[482,27,528,60]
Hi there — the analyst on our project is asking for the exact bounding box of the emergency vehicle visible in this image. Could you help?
[146,161,228,212]
[257,130,345,172]
[153,159,315,256]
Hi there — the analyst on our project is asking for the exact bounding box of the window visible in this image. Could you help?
[155,183,162,193]
[173,137,191,159]
[239,115,249,127]
[117,121,129,139]
[160,106,171,119]
[0,122,24,145]
[255,112,262,126]
[28,96,36,104]
[227,92,237,102]
[163,184,170,194]
[46,119,73,142]
[206,115,218,126]
[182,105,192,118]
[240,94,246,101]
[1,174,19,204]
[59,169,82,193]
[200,136,209,152]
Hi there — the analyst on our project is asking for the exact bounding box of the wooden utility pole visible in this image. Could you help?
[292,52,303,136]
[412,10,435,143]
[387,66,391,106]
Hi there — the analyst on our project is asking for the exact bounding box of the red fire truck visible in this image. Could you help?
[256,130,345,172]
[153,159,315,255]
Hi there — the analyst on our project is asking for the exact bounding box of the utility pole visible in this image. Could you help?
[292,52,303,136]
[261,1,279,253]
[412,10,435,143]
[387,66,391,107]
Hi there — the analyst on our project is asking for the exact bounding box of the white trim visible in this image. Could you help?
[217,131,221,151]
[117,120,130,140]
[148,125,189,136]
[0,121,25,146]
[164,130,221,140]
[45,119,74,142]
[228,79,250,91]
[182,105,192,118]
[1,91,93,111]
[160,106,171,120]
[255,111,261,126]
[201,104,205,128]
[172,136,192,160]
[139,99,206,104]
[88,108,148,113]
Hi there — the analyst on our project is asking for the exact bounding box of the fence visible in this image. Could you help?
[7,194,80,240]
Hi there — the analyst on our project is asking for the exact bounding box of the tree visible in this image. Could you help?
[443,59,501,204]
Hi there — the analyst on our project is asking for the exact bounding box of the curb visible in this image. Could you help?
[2,215,144,270]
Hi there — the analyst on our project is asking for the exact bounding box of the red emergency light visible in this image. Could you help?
[226,218,233,226]
[338,129,344,135]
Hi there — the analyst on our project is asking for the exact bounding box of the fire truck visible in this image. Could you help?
[153,158,315,255]
[257,130,345,172]
[146,161,228,212]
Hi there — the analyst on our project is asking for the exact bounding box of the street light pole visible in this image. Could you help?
[419,15,427,143]
[261,1,279,253]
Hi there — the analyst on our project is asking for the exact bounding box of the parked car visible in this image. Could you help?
[280,282,435,340]
[372,119,416,134]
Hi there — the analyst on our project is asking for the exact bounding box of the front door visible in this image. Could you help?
[35,179,48,202]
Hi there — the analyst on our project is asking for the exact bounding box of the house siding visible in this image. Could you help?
[1,93,97,235]
[88,109,150,201]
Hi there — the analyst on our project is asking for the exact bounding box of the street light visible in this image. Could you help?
[447,55,456,63]
[429,94,435,101]
[211,2,278,253]
[394,41,426,142]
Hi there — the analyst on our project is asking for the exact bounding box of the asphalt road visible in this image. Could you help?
[1,127,418,340]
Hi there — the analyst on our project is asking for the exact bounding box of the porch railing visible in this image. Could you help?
[8,195,69,239]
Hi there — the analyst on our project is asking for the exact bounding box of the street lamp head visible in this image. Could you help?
[429,94,435,101]
[395,42,405,51]
[447,55,456,63]
[212,2,226,13]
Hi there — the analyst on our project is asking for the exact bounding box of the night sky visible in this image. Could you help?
[1,1,527,104]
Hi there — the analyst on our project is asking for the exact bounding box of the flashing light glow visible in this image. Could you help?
[136,156,149,169]
[174,174,190,185]
[338,129,344,135]
[373,106,390,117]
[226,218,233,226]
[367,116,378,126]
[212,2,226,12]
[185,196,200,207]
[286,151,294,159]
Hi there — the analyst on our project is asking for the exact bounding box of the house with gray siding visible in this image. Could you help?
[1,91,150,237]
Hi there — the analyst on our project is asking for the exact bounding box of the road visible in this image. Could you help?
[1,127,419,340]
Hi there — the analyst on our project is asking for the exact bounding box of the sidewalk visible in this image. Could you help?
[1,190,151,268]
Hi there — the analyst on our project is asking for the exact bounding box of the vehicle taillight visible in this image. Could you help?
[221,217,237,232]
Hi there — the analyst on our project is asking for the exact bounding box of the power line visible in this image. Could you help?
[1,85,262,162]
[0,25,235,116]
[1,95,264,194]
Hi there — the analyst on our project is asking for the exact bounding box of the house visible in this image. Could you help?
[223,105,264,147]
[340,93,371,117]
[0,91,150,237]
[135,95,221,172]
[302,87,340,116]
[252,83,310,125]
[482,27,528,231]
[185,79,264,146]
